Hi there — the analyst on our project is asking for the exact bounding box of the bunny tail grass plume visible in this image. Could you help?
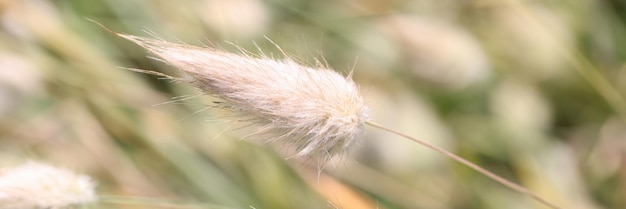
[97,24,563,208]
[116,32,369,165]
[0,161,97,209]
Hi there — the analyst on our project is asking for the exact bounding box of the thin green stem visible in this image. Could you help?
[365,121,561,209]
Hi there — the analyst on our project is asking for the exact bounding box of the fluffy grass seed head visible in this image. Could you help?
[118,33,369,164]
[0,161,97,209]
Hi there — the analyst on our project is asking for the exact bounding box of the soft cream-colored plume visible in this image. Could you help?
[0,161,96,209]
[118,33,369,164]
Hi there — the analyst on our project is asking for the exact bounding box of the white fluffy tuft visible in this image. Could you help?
[0,161,96,209]
[120,34,369,164]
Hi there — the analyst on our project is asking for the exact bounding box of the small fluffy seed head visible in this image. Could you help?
[0,161,97,209]
[119,34,369,164]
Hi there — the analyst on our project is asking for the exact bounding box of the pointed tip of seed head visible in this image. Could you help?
[87,18,122,37]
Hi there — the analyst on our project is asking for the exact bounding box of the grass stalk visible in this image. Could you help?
[365,121,561,209]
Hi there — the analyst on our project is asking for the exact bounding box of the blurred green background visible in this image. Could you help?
[1,0,625,208]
